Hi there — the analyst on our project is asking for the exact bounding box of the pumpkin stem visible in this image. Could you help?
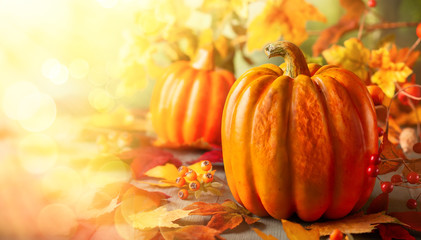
[264,41,310,78]
[191,45,215,71]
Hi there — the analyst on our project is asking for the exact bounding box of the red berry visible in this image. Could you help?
[413,142,421,153]
[329,229,343,240]
[380,181,394,194]
[178,166,188,177]
[175,177,186,187]
[406,171,420,184]
[398,83,421,106]
[369,154,381,165]
[368,0,377,7]
[378,127,384,137]
[417,23,421,39]
[407,198,417,209]
[200,160,212,171]
[189,180,201,191]
[367,165,379,177]
[202,172,214,183]
[391,174,403,184]
[178,189,188,200]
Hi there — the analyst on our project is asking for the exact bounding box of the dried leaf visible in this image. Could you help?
[247,0,326,52]
[366,193,389,214]
[322,38,370,81]
[184,199,259,232]
[313,0,365,56]
[160,225,224,240]
[129,206,193,230]
[282,219,320,240]
[307,212,401,236]
[253,228,278,240]
[120,147,181,179]
[379,128,405,175]
[389,212,421,232]
[78,196,120,220]
[187,149,223,165]
[376,224,415,240]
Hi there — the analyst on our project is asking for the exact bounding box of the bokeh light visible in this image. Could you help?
[69,58,90,79]
[18,133,58,174]
[37,203,78,237]
[2,81,39,120]
[97,0,119,9]
[90,160,131,187]
[18,92,57,132]
[89,88,115,112]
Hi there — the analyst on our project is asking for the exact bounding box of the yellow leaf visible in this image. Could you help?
[129,206,193,230]
[322,38,370,80]
[307,212,402,236]
[247,0,326,52]
[214,35,230,59]
[253,228,278,240]
[135,11,167,36]
[281,219,320,240]
[144,163,179,181]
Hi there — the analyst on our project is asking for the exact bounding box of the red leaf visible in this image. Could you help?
[389,212,421,232]
[376,224,415,240]
[187,149,223,165]
[120,147,182,179]
[367,193,389,214]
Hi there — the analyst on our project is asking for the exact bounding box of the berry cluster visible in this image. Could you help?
[176,160,216,200]
[379,171,420,210]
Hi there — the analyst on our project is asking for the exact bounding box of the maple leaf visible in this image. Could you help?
[129,206,193,230]
[322,38,370,81]
[184,199,260,232]
[247,0,326,52]
[366,193,389,215]
[313,0,365,56]
[160,225,225,240]
[307,212,401,236]
[253,228,278,240]
[389,212,421,232]
[370,47,413,98]
[389,44,421,69]
[187,148,223,165]
[378,128,405,175]
[282,219,319,240]
[376,224,415,240]
[119,146,181,179]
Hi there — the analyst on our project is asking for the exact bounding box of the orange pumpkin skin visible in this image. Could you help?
[221,42,378,221]
[151,48,235,147]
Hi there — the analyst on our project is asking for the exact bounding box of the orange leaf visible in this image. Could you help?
[253,228,278,240]
[247,0,326,52]
[282,219,319,240]
[313,0,365,56]
[379,128,405,175]
[207,213,244,232]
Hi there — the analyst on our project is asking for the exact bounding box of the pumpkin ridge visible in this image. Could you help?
[179,68,200,143]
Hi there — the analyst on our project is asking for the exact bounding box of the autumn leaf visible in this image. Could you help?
[184,199,260,232]
[119,146,181,179]
[307,212,401,236]
[253,228,278,240]
[247,0,326,52]
[187,148,223,165]
[389,212,421,232]
[366,193,389,214]
[376,224,415,240]
[313,0,365,56]
[379,128,406,175]
[160,225,224,240]
[389,44,421,69]
[322,38,370,81]
[129,206,193,230]
[140,163,180,187]
[370,47,413,98]
[282,219,319,240]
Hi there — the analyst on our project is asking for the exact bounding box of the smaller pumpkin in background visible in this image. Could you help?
[150,46,235,148]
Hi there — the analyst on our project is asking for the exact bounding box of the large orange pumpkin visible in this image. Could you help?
[151,47,235,147]
[221,41,378,221]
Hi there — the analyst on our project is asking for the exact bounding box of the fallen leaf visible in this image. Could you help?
[282,219,319,240]
[322,38,370,81]
[187,149,223,165]
[376,224,415,240]
[379,128,405,175]
[313,0,365,56]
[119,147,181,179]
[366,193,389,214]
[144,163,179,181]
[389,44,421,69]
[389,212,421,232]
[247,0,326,52]
[160,225,224,240]
[78,196,120,220]
[253,228,278,240]
[129,206,193,230]
[184,199,260,232]
[307,212,401,236]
